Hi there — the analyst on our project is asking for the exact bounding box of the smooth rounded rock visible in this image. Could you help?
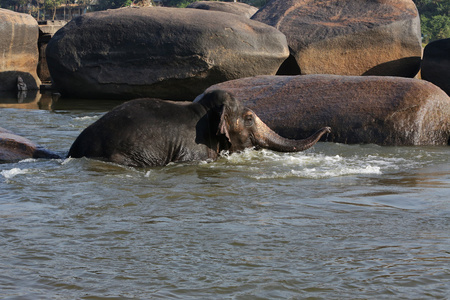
[0,127,60,162]
[202,75,450,146]
[0,8,41,91]
[187,1,258,18]
[252,0,422,77]
[46,7,289,100]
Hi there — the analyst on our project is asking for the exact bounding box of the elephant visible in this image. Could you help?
[68,90,331,167]
[0,127,60,163]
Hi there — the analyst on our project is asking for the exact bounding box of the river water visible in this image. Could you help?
[1,94,449,299]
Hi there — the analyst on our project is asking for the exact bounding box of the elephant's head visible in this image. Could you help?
[198,90,331,153]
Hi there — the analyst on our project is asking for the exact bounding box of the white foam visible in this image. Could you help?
[61,157,74,165]
[252,165,381,180]
[72,116,100,121]
[18,158,37,163]
[1,168,30,179]
[218,149,385,179]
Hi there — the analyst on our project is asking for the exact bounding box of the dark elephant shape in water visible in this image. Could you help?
[68,90,331,167]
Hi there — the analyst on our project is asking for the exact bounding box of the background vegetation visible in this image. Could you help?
[414,0,450,43]
[1,0,448,43]
[158,0,267,8]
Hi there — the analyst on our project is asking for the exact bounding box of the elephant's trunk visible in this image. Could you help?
[253,115,331,152]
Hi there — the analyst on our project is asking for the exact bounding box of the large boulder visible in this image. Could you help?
[252,0,422,77]
[0,9,41,91]
[187,1,258,18]
[0,127,60,162]
[201,75,450,146]
[46,7,289,100]
[421,38,450,96]
[37,20,68,83]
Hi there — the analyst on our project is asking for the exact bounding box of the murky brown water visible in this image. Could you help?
[1,95,449,299]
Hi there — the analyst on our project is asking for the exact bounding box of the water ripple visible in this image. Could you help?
[0,107,449,299]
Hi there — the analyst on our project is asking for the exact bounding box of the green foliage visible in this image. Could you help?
[1,0,31,10]
[421,14,450,42]
[413,0,450,43]
[44,0,62,19]
[44,0,61,10]
[175,0,196,8]
[0,0,15,8]
[161,0,186,7]
[95,0,133,10]
[160,0,194,7]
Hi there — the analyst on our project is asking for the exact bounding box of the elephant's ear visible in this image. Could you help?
[218,106,231,142]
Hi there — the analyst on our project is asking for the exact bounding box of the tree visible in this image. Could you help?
[95,0,132,10]
[413,0,450,43]
[1,0,33,12]
[160,0,193,7]
[0,0,16,9]
[44,0,62,20]
[30,0,44,20]
[425,14,450,40]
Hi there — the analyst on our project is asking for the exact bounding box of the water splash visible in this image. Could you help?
[72,115,101,121]
[218,148,388,179]
[1,168,30,179]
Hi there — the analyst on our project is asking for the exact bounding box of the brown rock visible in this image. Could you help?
[37,20,68,83]
[252,0,422,77]
[0,8,41,91]
[202,75,450,146]
[0,127,60,162]
[421,38,450,96]
[187,1,258,18]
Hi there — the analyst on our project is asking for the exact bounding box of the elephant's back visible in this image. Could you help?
[68,99,205,166]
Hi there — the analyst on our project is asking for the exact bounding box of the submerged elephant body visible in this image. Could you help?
[69,97,224,166]
[68,91,330,167]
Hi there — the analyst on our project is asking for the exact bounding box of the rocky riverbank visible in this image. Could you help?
[0,1,449,156]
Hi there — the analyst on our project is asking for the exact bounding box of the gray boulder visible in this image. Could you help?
[0,9,41,91]
[187,1,258,18]
[421,38,450,96]
[46,7,289,100]
[201,75,450,146]
[252,0,422,77]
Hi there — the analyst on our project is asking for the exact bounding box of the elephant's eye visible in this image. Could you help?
[244,114,253,127]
